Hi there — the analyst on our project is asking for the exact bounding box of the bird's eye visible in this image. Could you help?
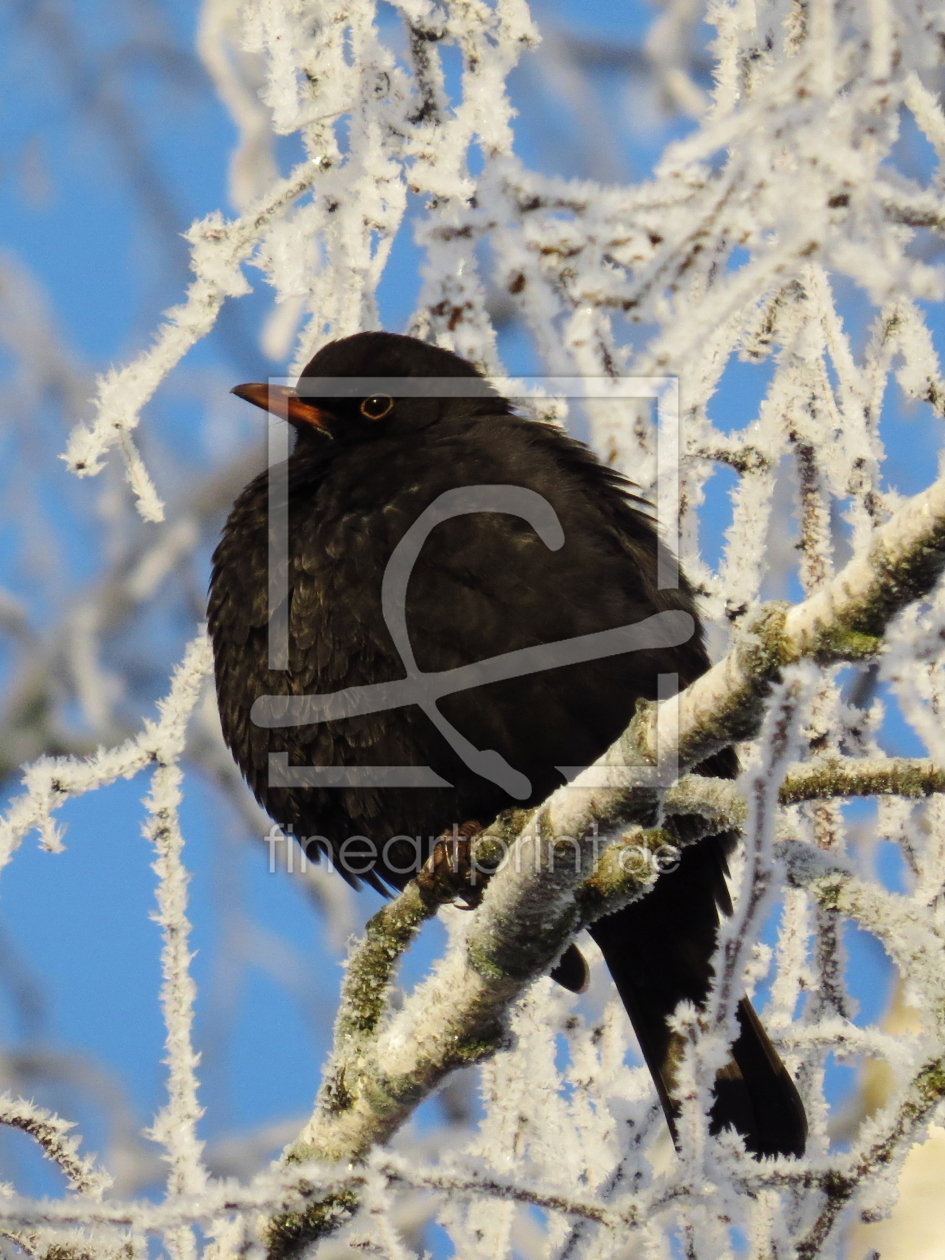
[360,394,394,421]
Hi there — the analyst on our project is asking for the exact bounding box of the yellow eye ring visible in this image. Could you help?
[360,394,394,421]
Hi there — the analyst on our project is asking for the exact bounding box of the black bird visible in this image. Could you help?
[209,330,806,1158]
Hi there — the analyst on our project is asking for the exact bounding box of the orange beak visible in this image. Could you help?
[230,383,331,430]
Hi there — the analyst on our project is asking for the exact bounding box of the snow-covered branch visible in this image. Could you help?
[0,634,212,875]
[265,453,945,1254]
[144,759,207,1260]
[0,1095,110,1199]
[62,166,319,521]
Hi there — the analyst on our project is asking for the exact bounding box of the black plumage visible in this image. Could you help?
[208,330,806,1158]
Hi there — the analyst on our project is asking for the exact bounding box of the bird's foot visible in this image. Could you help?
[417,820,485,908]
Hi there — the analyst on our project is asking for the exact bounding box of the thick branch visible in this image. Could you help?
[665,756,945,820]
[265,466,945,1257]
[647,466,945,774]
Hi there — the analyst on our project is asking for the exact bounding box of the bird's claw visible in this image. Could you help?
[416,820,485,908]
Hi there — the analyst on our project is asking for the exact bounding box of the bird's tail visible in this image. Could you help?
[587,835,807,1158]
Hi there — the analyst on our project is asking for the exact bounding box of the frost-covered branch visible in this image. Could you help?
[0,1095,110,1198]
[62,166,319,520]
[0,634,212,873]
[264,452,945,1254]
[775,849,945,1255]
[144,760,207,1260]
[626,755,945,827]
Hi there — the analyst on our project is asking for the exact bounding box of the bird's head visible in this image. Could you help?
[231,331,504,446]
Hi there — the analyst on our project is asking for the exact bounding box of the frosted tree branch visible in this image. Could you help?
[5,0,945,1256]
[143,759,207,1260]
[0,1094,110,1199]
[263,453,945,1255]
[62,166,320,520]
[0,634,213,876]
